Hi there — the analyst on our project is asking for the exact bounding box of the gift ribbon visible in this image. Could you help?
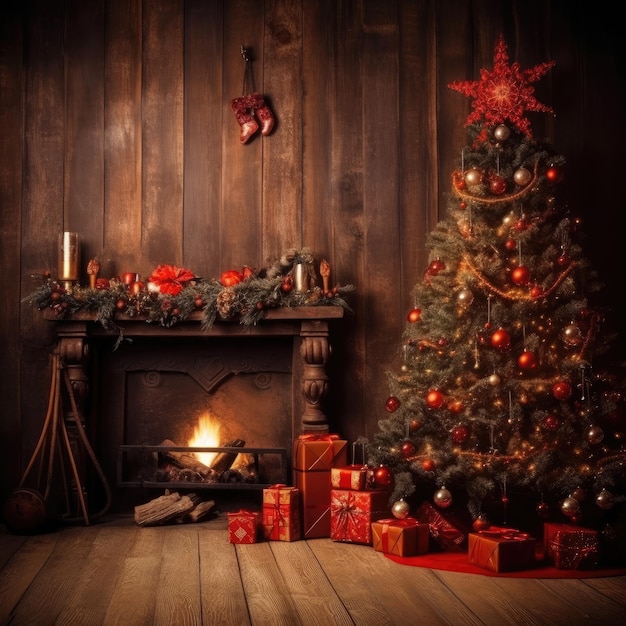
[265,485,292,537]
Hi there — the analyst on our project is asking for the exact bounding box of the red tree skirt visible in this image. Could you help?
[385,550,626,578]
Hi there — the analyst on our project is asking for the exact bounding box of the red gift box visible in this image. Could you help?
[414,500,470,551]
[293,435,348,538]
[227,510,260,544]
[330,489,389,545]
[331,465,367,491]
[372,517,430,556]
[543,522,599,569]
[468,528,536,572]
[262,484,301,542]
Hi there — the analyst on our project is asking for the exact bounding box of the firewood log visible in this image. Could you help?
[134,491,196,526]
[158,439,212,476]
[208,439,245,474]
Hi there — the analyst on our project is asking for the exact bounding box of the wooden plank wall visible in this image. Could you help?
[1,0,623,506]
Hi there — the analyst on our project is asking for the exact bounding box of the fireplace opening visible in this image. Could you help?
[90,335,295,512]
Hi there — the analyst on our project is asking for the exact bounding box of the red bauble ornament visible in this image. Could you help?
[556,253,569,267]
[426,389,444,409]
[511,265,530,286]
[530,283,544,299]
[472,515,490,532]
[489,174,506,194]
[448,399,464,414]
[281,276,294,293]
[536,501,550,519]
[408,418,422,433]
[504,238,517,251]
[546,165,564,183]
[541,413,561,431]
[407,308,422,323]
[385,396,401,413]
[194,296,204,309]
[517,350,537,370]
[451,425,469,443]
[373,465,393,487]
[401,440,416,458]
[490,328,511,350]
[421,458,435,472]
[552,381,572,400]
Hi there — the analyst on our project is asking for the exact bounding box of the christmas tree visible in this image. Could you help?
[365,36,625,538]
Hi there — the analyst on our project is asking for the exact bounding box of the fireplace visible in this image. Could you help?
[44,307,343,515]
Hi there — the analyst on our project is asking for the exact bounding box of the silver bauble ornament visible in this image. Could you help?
[391,498,411,519]
[513,167,532,186]
[434,487,453,509]
[494,125,511,141]
[488,373,501,386]
[596,488,615,510]
[587,425,605,445]
[561,496,581,518]
[456,288,474,308]
[464,168,483,186]
[561,323,583,347]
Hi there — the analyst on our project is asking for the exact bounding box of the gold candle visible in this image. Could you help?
[58,232,80,281]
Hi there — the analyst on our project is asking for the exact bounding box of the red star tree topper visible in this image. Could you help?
[448,35,555,140]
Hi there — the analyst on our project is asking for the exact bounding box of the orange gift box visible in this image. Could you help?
[262,485,301,542]
[543,522,599,569]
[293,435,348,538]
[330,489,389,545]
[227,510,260,544]
[468,528,536,572]
[372,517,430,556]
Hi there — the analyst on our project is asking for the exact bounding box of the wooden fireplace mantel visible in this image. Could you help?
[43,306,345,434]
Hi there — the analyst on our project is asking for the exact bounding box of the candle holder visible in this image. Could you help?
[58,232,80,290]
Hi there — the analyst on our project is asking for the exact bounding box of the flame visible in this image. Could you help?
[189,413,221,466]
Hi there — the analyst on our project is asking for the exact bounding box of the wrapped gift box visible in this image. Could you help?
[372,517,429,557]
[330,489,389,545]
[544,522,599,569]
[468,528,536,572]
[331,465,367,491]
[227,510,261,544]
[262,485,301,542]
[293,435,348,538]
[414,500,470,551]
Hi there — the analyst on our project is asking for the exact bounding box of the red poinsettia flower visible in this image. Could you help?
[148,264,195,295]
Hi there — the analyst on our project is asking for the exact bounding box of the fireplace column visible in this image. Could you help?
[299,320,331,433]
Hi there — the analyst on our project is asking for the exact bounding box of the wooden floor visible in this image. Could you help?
[1,514,625,626]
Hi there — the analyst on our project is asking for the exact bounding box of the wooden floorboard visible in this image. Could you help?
[1,516,625,626]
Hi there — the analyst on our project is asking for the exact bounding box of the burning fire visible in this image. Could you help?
[189,413,221,466]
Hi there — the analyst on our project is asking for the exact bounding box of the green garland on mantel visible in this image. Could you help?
[24,249,355,344]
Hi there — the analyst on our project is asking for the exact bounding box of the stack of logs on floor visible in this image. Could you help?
[134,491,216,526]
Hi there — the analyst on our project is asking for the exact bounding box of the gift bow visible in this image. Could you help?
[479,527,530,541]
[298,433,340,442]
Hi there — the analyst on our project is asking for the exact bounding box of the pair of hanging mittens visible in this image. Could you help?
[231,92,275,144]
